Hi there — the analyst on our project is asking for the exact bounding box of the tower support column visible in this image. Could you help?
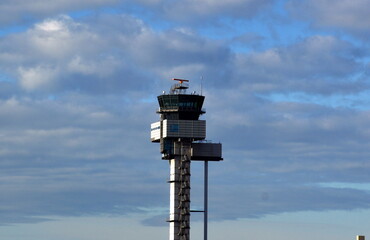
[204,160,208,240]
[169,141,191,240]
[151,79,222,240]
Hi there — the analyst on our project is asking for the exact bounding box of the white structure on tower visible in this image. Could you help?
[151,79,222,240]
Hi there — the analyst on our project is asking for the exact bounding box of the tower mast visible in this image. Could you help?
[151,78,222,240]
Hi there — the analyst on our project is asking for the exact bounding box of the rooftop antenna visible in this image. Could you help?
[200,76,203,96]
[171,78,189,94]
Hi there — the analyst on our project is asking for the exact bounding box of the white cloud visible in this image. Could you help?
[36,19,66,32]
[0,0,119,25]
[0,15,150,92]
[0,14,233,93]
[28,16,95,60]
[18,65,59,91]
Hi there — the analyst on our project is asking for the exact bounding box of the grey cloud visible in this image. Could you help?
[207,92,370,165]
[0,82,20,99]
[0,188,162,225]
[2,90,370,225]
[121,28,232,86]
[0,94,159,159]
[0,0,275,28]
[0,15,154,93]
[287,0,370,39]
[204,91,370,180]
[231,32,266,50]
[1,0,370,228]
[0,14,232,94]
[136,88,370,224]
[161,0,274,23]
[209,184,370,220]
[232,35,366,94]
[0,0,119,25]
[0,93,168,225]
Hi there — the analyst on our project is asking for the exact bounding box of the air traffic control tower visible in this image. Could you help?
[151,78,222,240]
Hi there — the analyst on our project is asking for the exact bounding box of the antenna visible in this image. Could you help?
[172,78,189,83]
[170,78,189,94]
[200,76,203,96]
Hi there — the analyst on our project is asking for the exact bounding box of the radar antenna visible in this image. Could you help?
[170,78,189,94]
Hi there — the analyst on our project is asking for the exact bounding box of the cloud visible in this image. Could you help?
[210,183,370,220]
[0,15,149,93]
[0,14,232,93]
[231,35,366,94]
[0,0,119,25]
[287,0,370,39]
[0,93,168,225]
[18,65,60,91]
[0,0,275,28]
[161,0,274,23]
[1,4,370,228]
[207,91,370,165]
[202,112,370,221]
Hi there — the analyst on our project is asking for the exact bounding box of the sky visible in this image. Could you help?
[0,0,370,239]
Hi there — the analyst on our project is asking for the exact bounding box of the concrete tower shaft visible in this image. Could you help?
[169,141,191,240]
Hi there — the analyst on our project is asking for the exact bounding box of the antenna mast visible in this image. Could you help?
[200,76,203,96]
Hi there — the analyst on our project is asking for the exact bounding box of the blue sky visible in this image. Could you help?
[1,0,370,239]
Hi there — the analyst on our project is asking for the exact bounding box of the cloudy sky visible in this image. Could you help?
[1,0,370,239]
